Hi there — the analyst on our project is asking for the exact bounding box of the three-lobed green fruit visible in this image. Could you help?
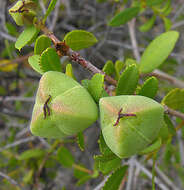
[30,71,98,138]
[99,95,164,158]
[9,0,37,26]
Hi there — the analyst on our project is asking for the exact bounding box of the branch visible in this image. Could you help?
[67,50,117,85]
[93,176,109,190]
[0,171,22,189]
[0,136,36,152]
[1,109,30,119]
[148,160,181,190]
[40,24,117,86]
[0,96,34,102]
[134,160,170,190]
[145,69,184,88]
[125,157,135,190]
[164,106,184,120]
[128,19,140,61]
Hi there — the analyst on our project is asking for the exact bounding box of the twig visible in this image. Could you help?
[172,3,184,22]
[172,20,184,29]
[0,171,22,189]
[0,96,34,102]
[164,105,184,120]
[119,172,128,190]
[125,157,135,190]
[62,0,72,17]
[49,0,61,31]
[40,24,117,85]
[177,130,184,167]
[148,160,181,190]
[128,19,140,61]
[67,50,117,85]
[134,160,169,190]
[144,69,184,88]
[0,31,16,42]
[0,136,36,152]
[1,109,30,119]
[40,0,51,25]
[132,164,141,190]
[93,176,109,190]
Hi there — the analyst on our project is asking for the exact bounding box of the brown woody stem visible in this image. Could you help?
[164,105,184,120]
[39,23,117,85]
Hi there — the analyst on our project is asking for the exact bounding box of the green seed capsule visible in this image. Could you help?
[9,0,37,26]
[99,95,164,158]
[30,71,98,138]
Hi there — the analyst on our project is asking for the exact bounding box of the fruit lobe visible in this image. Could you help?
[99,95,164,158]
[30,71,98,138]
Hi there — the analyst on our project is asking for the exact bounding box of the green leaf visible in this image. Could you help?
[163,17,172,31]
[5,22,18,36]
[115,60,124,79]
[157,122,169,142]
[23,169,34,184]
[65,63,76,79]
[18,149,45,160]
[102,166,128,190]
[98,133,113,155]
[94,154,118,162]
[64,30,98,51]
[125,58,137,67]
[40,47,62,72]
[28,55,44,74]
[140,138,162,155]
[103,60,115,76]
[163,140,173,165]
[15,25,39,51]
[146,0,164,6]
[57,147,75,168]
[108,7,140,27]
[162,0,172,16]
[138,77,158,98]
[73,164,89,179]
[77,132,85,151]
[116,64,139,95]
[81,79,90,89]
[88,73,105,102]
[139,31,179,73]
[162,88,184,111]
[164,114,176,136]
[43,0,58,23]
[73,164,92,186]
[34,35,52,55]
[161,0,171,14]
[94,155,121,175]
[139,15,156,32]
[100,158,121,175]
[76,175,92,186]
